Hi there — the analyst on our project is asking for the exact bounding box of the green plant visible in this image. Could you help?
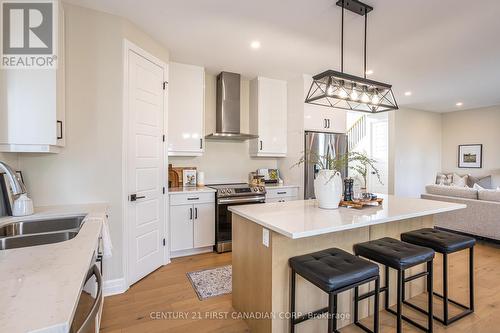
[293,151,383,187]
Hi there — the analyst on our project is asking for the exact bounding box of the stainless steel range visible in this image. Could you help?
[209,183,266,253]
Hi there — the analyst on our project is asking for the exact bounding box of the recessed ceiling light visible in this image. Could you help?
[250,40,261,49]
[456,102,463,106]
[365,69,374,75]
[404,91,412,96]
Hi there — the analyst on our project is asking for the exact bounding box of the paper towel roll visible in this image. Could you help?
[197,171,205,186]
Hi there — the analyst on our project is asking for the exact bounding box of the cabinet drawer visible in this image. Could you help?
[265,187,299,199]
[169,192,215,205]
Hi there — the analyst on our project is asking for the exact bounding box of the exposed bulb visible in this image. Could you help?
[338,80,348,99]
[325,77,335,96]
[350,84,359,101]
[361,86,370,103]
[326,84,335,97]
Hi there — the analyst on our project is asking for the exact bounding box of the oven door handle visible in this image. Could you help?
[218,196,266,204]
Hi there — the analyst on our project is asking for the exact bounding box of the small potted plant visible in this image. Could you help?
[346,151,383,193]
[294,151,382,209]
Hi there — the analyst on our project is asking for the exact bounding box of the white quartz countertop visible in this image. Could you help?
[0,203,108,333]
[168,186,216,194]
[229,195,466,239]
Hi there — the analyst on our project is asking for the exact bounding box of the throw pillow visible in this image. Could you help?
[467,175,492,189]
[473,183,484,190]
[435,172,453,186]
[452,173,468,187]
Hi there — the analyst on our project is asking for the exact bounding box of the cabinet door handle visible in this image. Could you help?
[200,138,203,149]
[324,119,327,128]
[327,119,331,128]
[195,207,198,219]
[189,208,193,220]
[260,140,263,151]
[277,191,287,195]
[187,197,199,201]
[57,120,63,139]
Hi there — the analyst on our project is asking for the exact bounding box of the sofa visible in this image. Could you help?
[421,184,500,241]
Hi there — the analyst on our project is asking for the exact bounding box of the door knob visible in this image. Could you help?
[130,194,146,201]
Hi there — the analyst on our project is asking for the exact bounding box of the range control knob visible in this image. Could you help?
[220,189,226,194]
[253,187,258,192]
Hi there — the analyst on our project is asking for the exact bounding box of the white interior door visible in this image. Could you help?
[127,49,166,285]
[369,116,389,194]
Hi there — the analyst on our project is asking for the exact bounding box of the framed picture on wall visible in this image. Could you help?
[458,144,482,168]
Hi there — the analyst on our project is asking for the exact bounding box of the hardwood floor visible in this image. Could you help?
[101,242,500,333]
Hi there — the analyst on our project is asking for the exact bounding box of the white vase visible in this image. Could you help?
[314,169,343,209]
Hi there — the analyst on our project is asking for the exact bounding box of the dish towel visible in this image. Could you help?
[101,217,113,258]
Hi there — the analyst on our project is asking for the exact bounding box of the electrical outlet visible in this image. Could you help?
[262,228,270,247]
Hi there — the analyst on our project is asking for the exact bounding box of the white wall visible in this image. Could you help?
[0,153,18,169]
[441,106,500,187]
[169,73,278,184]
[17,3,169,281]
[389,108,442,197]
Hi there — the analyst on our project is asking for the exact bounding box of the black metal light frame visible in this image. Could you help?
[305,0,398,113]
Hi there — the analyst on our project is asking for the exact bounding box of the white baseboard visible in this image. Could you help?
[103,278,128,297]
[170,246,214,258]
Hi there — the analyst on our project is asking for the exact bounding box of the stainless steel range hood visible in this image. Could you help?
[205,72,258,141]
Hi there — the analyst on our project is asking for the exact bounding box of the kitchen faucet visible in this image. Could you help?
[0,161,34,216]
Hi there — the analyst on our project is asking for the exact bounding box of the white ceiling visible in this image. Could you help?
[66,0,500,112]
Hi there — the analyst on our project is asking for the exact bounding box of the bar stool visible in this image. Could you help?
[289,248,380,333]
[353,237,435,333]
[401,228,475,325]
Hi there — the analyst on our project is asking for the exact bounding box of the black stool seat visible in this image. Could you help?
[353,237,435,270]
[401,228,476,254]
[289,248,379,292]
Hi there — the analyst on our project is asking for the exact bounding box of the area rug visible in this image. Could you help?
[186,265,232,300]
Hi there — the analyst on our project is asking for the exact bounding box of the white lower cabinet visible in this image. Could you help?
[170,205,194,252]
[265,186,299,203]
[193,203,215,248]
[169,192,215,257]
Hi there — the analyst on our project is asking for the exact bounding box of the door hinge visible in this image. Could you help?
[163,81,168,90]
[163,238,166,246]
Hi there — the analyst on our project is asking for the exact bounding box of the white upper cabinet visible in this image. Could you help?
[304,105,347,133]
[0,5,65,153]
[249,77,287,157]
[168,62,205,156]
[303,75,347,133]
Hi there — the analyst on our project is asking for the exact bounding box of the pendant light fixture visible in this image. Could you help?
[305,0,398,113]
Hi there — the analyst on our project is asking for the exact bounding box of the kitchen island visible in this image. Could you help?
[229,195,465,333]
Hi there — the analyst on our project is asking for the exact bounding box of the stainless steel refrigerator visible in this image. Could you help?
[304,131,348,199]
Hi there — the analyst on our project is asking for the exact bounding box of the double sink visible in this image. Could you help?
[0,216,85,250]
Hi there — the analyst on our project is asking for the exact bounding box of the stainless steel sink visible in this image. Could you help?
[0,216,85,237]
[0,231,79,250]
[0,216,85,250]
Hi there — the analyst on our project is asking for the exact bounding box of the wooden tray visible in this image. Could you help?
[339,198,383,209]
